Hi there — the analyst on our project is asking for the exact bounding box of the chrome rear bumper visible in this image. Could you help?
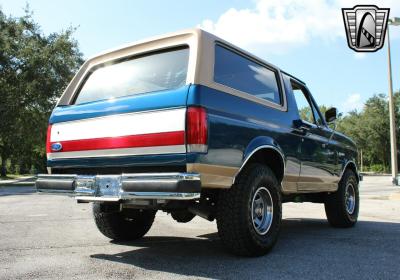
[36,173,201,202]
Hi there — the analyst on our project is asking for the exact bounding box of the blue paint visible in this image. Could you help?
[48,153,187,168]
[47,81,356,184]
[243,136,282,160]
[187,84,295,168]
[49,86,190,123]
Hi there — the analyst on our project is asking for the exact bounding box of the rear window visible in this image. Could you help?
[214,45,281,105]
[74,47,189,105]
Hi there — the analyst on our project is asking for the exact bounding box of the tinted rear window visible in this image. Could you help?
[74,47,189,105]
[214,45,281,105]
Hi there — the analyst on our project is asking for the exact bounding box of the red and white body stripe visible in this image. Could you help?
[47,108,186,159]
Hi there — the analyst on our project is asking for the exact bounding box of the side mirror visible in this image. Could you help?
[325,107,338,123]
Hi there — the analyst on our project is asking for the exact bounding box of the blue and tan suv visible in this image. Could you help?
[36,28,361,256]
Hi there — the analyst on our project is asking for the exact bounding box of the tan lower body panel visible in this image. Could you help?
[282,174,339,194]
[281,174,298,193]
[187,163,238,188]
[188,163,339,193]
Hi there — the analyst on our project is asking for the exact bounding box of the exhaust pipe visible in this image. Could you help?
[188,203,214,221]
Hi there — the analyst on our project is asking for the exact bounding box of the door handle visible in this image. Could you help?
[292,125,309,135]
[292,128,304,135]
[292,119,312,135]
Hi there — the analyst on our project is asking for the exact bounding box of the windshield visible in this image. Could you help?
[74,47,189,104]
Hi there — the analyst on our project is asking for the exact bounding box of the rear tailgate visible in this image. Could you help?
[47,87,189,170]
[38,86,207,200]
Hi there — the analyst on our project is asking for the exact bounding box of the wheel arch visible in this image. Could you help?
[340,160,359,183]
[233,137,286,185]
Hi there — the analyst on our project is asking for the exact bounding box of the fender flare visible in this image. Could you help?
[232,136,286,184]
[340,160,359,182]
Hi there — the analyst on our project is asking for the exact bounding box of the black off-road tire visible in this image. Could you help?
[93,203,156,241]
[324,169,359,228]
[216,164,282,257]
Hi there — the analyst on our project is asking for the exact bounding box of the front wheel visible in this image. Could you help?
[324,169,359,228]
[93,203,156,241]
[217,164,282,257]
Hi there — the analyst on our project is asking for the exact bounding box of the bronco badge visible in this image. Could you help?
[342,5,390,52]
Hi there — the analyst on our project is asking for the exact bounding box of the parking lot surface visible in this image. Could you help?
[0,176,399,280]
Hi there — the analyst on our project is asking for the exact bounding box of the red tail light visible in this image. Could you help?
[46,124,52,154]
[186,107,208,153]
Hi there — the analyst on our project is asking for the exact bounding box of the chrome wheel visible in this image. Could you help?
[345,182,356,215]
[251,187,273,235]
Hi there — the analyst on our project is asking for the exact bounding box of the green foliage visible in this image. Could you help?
[367,164,386,173]
[318,105,329,116]
[0,8,83,176]
[337,93,400,173]
[299,105,329,124]
[298,96,396,173]
[299,107,313,123]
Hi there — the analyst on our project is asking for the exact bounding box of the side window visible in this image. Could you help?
[214,45,282,105]
[311,102,324,126]
[291,82,316,124]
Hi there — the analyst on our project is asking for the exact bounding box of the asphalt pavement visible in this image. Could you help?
[0,176,399,280]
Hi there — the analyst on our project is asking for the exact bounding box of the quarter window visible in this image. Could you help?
[214,45,282,105]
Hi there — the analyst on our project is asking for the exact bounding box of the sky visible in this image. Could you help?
[2,0,400,113]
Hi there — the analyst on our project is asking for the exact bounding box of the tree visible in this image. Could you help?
[0,8,83,176]
[298,93,399,173]
[337,93,396,172]
[298,105,329,124]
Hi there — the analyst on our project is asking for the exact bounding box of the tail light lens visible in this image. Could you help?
[46,124,52,154]
[186,107,208,153]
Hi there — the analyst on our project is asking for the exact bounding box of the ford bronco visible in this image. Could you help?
[36,28,361,257]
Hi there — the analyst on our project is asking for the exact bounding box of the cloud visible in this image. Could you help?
[341,93,364,113]
[199,0,400,54]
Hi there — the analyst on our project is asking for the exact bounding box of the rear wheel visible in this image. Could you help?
[217,164,282,257]
[324,169,359,227]
[93,203,156,241]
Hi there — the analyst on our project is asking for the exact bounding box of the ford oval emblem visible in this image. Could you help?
[51,142,63,152]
